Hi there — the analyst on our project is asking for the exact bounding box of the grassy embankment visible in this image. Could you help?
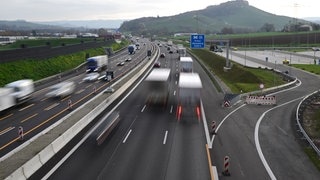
[291,63,320,170]
[0,37,104,50]
[0,39,128,86]
[190,48,285,93]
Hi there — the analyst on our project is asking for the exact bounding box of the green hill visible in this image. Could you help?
[119,0,311,35]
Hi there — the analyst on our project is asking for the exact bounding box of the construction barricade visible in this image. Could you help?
[245,95,276,105]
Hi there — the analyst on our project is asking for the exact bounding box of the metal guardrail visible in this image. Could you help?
[296,90,320,157]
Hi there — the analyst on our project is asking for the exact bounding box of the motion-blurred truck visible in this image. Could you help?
[180,57,193,72]
[177,73,202,120]
[0,79,34,112]
[144,68,171,106]
[86,55,108,73]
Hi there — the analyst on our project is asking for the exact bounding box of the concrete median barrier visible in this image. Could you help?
[39,144,55,165]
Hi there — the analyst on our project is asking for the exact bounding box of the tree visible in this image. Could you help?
[260,23,275,32]
[221,27,234,34]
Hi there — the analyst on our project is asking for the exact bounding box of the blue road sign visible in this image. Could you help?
[190,34,205,49]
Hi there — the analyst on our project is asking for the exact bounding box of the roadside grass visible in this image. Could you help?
[304,147,320,171]
[0,48,103,86]
[0,40,128,86]
[312,110,320,137]
[191,49,285,93]
[0,37,104,50]
[291,64,320,75]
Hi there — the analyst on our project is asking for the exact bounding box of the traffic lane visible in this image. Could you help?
[0,45,150,156]
[0,79,110,156]
[97,107,177,180]
[259,102,320,179]
[47,78,150,180]
[166,118,210,180]
[212,105,271,180]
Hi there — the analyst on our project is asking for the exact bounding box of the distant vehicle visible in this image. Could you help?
[136,43,140,50]
[167,40,173,46]
[214,48,223,52]
[86,55,108,73]
[125,57,132,62]
[283,59,290,64]
[104,71,114,81]
[169,50,173,54]
[178,47,187,57]
[117,61,125,66]
[180,57,193,72]
[46,81,75,98]
[1,79,35,112]
[144,68,171,105]
[210,44,223,52]
[104,87,115,93]
[160,53,165,58]
[83,72,100,82]
[154,61,161,67]
[128,44,136,54]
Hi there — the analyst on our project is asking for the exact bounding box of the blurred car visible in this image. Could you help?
[283,59,290,64]
[214,48,223,52]
[154,61,161,67]
[46,81,75,98]
[160,53,165,58]
[83,72,100,81]
[169,50,173,54]
[104,86,115,93]
[125,57,132,62]
[117,61,125,66]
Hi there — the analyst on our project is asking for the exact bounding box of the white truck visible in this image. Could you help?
[86,55,108,73]
[0,79,34,112]
[180,57,193,72]
[178,47,187,58]
[144,68,171,105]
[177,73,202,120]
[0,88,15,112]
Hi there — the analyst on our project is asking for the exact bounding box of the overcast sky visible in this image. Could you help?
[1,0,318,22]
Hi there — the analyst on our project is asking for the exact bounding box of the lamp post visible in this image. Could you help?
[273,60,277,87]
[312,47,319,64]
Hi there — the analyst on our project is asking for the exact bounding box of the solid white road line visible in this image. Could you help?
[254,97,302,180]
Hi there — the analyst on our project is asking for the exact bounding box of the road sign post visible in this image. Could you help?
[190,34,205,49]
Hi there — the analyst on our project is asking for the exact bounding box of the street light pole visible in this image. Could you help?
[312,47,319,64]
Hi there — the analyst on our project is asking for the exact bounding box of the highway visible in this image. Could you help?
[2,41,320,180]
[0,39,153,157]
[43,44,213,180]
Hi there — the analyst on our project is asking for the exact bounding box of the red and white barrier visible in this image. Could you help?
[222,155,231,176]
[68,99,73,110]
[246,95,276,105]
[211,120,216,134]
